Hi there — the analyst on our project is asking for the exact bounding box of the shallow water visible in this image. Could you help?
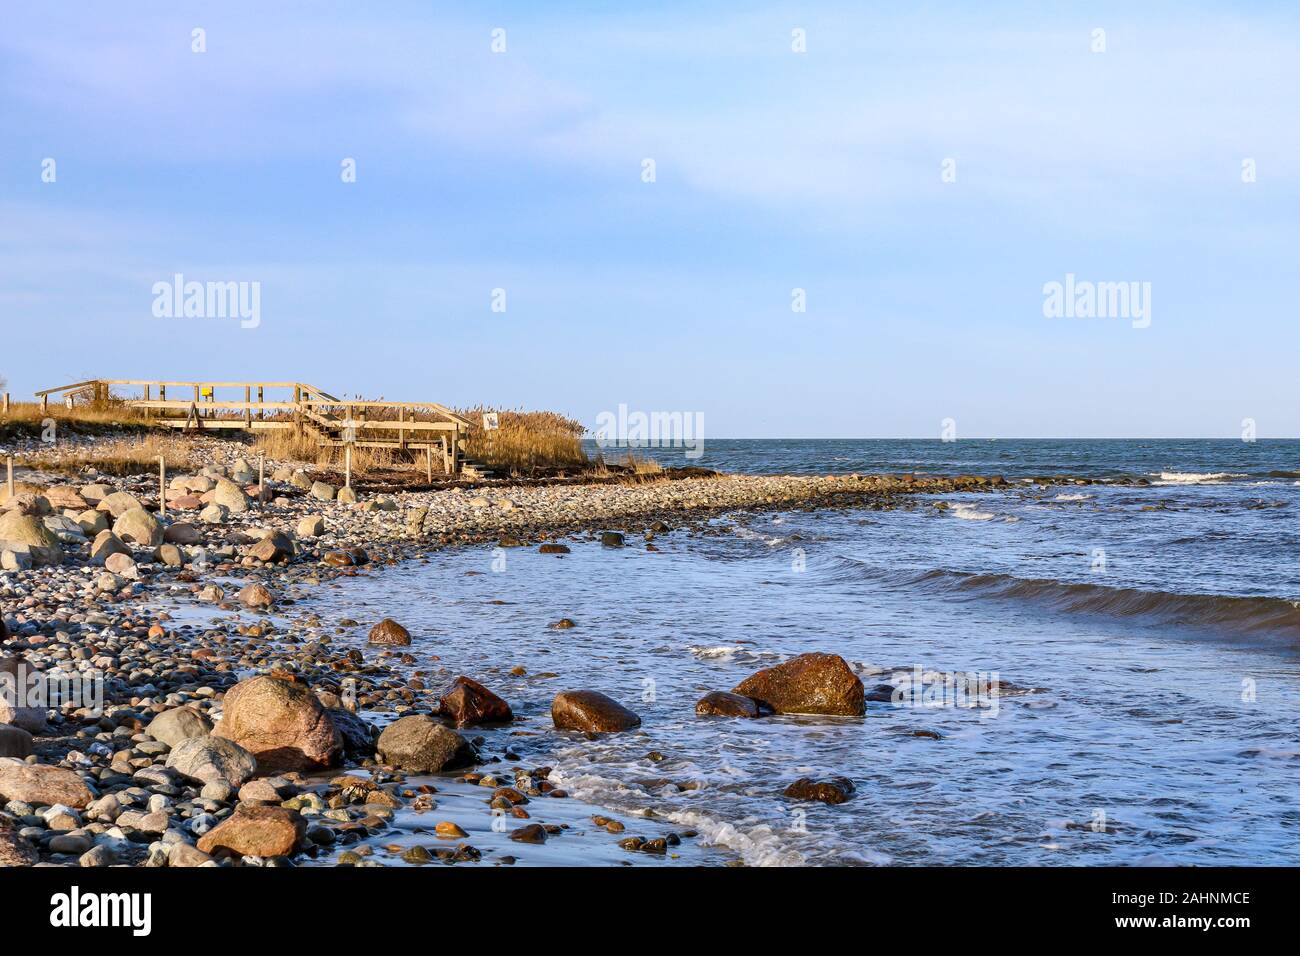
[295,472,1300,866]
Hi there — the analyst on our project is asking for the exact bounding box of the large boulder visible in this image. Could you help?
[197,805,305,858]
[97,490,143,518]
[731,652,864,717]
[439,676,513,728]
[368,618,411,646]
[89,530,129,564]
[551,691,641,733]
[375,715,474,772]
[328,708,377,760]
[43,486,89,511]
[236,583,273,608]
[146,706,212,748]
[0,759,93,808]
[212,479,250,514]
[310,481,336,502]
[165,735,258,787]
[0,511,61,565]
[213,675,342,773]
[112,508,163,547]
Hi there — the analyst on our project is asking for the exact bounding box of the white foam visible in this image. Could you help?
[1152,471,1246,485]
[948,502,995,521]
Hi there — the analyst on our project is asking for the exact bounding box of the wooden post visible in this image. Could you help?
[398,407,405,448]
[294,385,302,435]
[159,456,166,517]
[258,455,266,507]
[244,386,252,426]
[143,384,151,420]
[257,385,264,420]
[6,456,13,499]
[193,385,200,420]
[41,394,48,414]
[1,393,8,415]
[425,445,433,483]
[345,444,352,489]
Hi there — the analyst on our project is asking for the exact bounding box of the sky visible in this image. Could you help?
[1,1,1297,438]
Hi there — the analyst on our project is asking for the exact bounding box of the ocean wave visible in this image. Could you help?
[906,569,1300,637]
[947,503,995,521]
[1152,471,1248,485]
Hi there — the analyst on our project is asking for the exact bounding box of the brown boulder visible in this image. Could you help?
[695,691,765,718]
[237,583,273,608]
[0,759,93,808]
[731,652,864,717]
[197,805,305,858]
[551,691,641,733]
[213,675,342,773]
[375,715,474,773]
[248,532,294,563]
[368,618,411,646]
[439,676,513,728]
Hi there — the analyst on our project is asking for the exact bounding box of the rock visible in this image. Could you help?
[310,481,336,502]
[731,652,865,717]
[0,723,33,758]
[297,515,325,538]
[49,832,92,855]
[439,676,513,728]
[103,552,137,576]
[0,547,31,572]
[76,509,110,536]
[600,531,625,547]
[199,504,228,525]
[375,715,474,773]
[249,531,294,563]
[79,483,112,505]
[509,824,547,844]
[89,530,129,563]
[0,512,61,565]
[336,486,357,505]
[167,842,214,867]
[783,777,855,804]
[213,675,343,773]
[539,543,570,554]
[327,708,376,760]
[197,805,305,858]
[289,471,314,491]
[165,735,258,787]
[237,583,273,608]
[0,759,93,808]
[368,618,411,646]
[695,691,765,718]
[43,514,88,544]
[435,821,468,838]
[212,479,250,514]
[112,507,163,547]
[96,490,142,518]
[146,706,212,748]
[551,691,641,733]
[0,818,38,866]
[42,486,89,511]
[164,522,202,544]
[154,543,185,567]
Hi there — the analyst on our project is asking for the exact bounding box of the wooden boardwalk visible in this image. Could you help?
[33,378,477,474]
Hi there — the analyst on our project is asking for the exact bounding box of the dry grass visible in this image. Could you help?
[458,408,588,476]
[250,429,407,476]
[1,399,151,430]
[19,434,198,477]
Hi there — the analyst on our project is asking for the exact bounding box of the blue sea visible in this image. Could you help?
[315,439,1300,865]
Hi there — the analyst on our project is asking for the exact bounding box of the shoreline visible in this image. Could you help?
[1,436,1127,867]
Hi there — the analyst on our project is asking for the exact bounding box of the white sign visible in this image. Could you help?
[482,412,499,431]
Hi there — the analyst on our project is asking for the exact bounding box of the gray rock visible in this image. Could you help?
[165,735,257,787]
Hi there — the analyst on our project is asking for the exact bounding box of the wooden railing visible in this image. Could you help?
[30,378,476,472]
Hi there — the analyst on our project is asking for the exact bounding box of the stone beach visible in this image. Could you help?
[0,434,1106,868]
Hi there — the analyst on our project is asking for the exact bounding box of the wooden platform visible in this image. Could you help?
[33,378,477,474]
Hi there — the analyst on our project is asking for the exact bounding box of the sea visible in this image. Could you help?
[308,439,1300,865]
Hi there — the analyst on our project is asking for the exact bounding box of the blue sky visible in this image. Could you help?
[2,1,1297,437]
